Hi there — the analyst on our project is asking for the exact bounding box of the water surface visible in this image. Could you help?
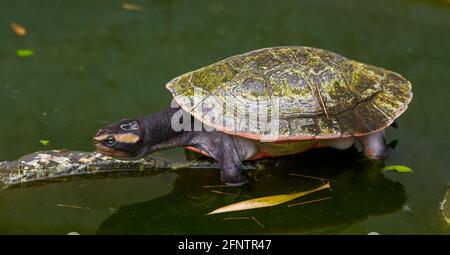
[0,0,449,234]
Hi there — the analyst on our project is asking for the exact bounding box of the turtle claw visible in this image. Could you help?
[224,181,249,187]
[390,121,399,129]
[383,146,395,160]
[221,173,249,186]
[386,139,398,149]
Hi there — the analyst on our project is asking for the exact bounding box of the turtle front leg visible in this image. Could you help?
[358,131,386,159]
[190,132,248,186]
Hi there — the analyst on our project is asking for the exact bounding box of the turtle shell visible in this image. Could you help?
[165,46,412,141]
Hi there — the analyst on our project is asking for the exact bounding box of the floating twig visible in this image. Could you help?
[222,216,265,228]
[287,196,332,207]
[315,84,329,119]
[210,190,239,197]
[223,217,251,220]
[251,216,265,228]
[289,173,335,182]
[203,184,231,188]
[57,203,90,210]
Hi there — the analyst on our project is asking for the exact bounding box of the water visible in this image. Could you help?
[0,0,449,234]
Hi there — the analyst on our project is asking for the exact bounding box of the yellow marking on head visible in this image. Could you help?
[115,133,140,144]
[93,133,140,144]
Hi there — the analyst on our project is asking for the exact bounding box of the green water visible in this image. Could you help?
[0,0,449,234]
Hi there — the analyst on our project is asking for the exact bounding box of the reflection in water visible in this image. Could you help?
[97,148,406,234]
[0,0,447,234]
[153,0,175,36]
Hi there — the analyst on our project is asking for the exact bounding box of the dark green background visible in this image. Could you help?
[0,0,449,234]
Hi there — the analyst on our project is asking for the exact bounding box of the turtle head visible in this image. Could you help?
[93,119,147,159]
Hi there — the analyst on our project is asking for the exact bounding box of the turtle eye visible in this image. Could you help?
[105,136,116,147]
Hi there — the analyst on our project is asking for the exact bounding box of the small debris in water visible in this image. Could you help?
[203,184,232,188]
[57,203,90,210]
[122,2,144,12]
[222,216,264,227]
[16,49,34,58]
[402,203,412,213]
[210,190,239,197]
[251,216,265,228]
[67,232,80,235]
[39,140,50,146]
[368,232,380,235]
[223,217,251,220]
[440,187,449,224]
[10,22,27,36]
[287,196,332,207]
[381,165,413,173]
[289,173,335,182]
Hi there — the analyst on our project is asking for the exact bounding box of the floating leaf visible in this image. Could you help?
[381,165,413,173]
[10,22,27,36]
[39,140,50,146]
[206,183,330,215]
[17,49,34,58]
[122,2,144,12]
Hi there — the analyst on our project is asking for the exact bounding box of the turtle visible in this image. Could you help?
[93,46,413,186]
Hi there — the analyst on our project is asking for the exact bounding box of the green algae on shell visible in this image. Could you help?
[166,46,413,140]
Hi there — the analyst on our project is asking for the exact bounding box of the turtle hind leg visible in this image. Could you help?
[217,136,249,186]
[358,131,386,159]
[219,153,248,186]
[321,137,355,150]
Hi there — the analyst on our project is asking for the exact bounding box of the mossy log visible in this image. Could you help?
[0,149,255,189]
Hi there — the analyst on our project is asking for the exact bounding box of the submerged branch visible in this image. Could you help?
[0,149,255,189]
